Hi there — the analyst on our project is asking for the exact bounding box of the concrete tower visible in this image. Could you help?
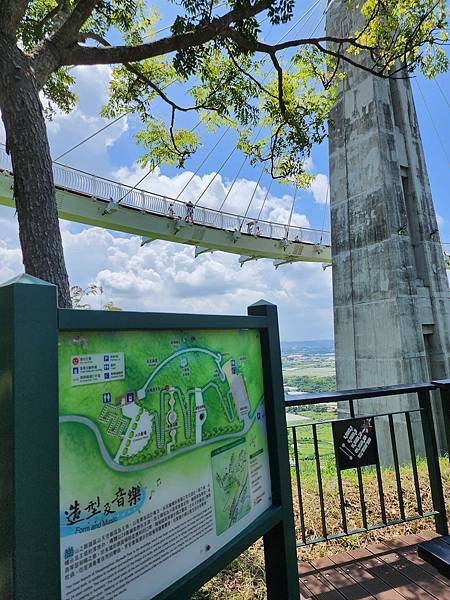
[326,1,450,458]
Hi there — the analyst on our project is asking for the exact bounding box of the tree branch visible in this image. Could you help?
[37,1,71,32]
[51,0,100,46]
[37,6,59,29]
[32,0,99,85]
[168,106,185,158]
[225,27,395,79]
[125,63,214,113]
[78,30,106,45]
[225,43,277,100]
[59,0,271,66]
[226,29,375,58]
[78,33,228,117]
[270,52,287,115]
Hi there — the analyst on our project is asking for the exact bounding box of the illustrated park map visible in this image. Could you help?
[58,327,272,600]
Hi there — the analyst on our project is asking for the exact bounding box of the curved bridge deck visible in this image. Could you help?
[0,145,331,266]
[1,145,449,270]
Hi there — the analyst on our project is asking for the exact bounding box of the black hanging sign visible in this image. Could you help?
[332,417,379,470]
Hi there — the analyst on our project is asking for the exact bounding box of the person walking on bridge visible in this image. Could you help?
[167,203,175,219]
[185,200,194,223]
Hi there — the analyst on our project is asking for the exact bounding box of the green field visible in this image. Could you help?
[287,412,335,461]
[283,364,336,378]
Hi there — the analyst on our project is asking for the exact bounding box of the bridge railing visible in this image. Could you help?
[285,383,448,547]
[0,143,331,247]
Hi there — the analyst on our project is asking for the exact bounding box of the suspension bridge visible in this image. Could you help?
[0,143,332,269]
[1,142,449,270]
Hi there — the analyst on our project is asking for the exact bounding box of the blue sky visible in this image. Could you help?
[0,0,449,341]
[413,73,450,243]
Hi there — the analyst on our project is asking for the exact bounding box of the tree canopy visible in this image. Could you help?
[13,0,449,181]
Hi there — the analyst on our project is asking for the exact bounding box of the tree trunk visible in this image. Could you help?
[0,37,71,307]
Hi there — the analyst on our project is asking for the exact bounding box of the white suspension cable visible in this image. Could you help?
[144,2,227,40]
[118,120,203,203]
[176,127,231,200]
[213,153,250,209]
[308,0,327,37]
[434,77,450,110]
[415,79,450,165]
[201,2,326,214]
[238,166,266,230]
[118,167,156,204]
[54,113,127,162]
[195,124,264,208]
[193,145,238,206]
[267,0,322,45]
[256,179,273,221]
[285,186,298,235]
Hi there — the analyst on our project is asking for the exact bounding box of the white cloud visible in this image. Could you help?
[0,206,19,246]
[302,156,314,172]
[309,173,329,204]
[113,163,310,228]
[0,64,128,176]
[0,202,333,339]
[46,65,128,174]
[437,213,445,227]
[0,239,22,282]
[62,223,333,340]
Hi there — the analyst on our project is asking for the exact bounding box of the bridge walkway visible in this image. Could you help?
[0,144,331,267]
[2,144,449,270]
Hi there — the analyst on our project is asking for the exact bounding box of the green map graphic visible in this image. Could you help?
[211,439,251,535]
[59,329,265,472]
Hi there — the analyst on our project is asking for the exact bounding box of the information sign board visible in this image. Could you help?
[0,278,298,600]
[332,417,379,470]
[59,328,272,599]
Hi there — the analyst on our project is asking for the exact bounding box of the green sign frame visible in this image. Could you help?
[0,276,299,600]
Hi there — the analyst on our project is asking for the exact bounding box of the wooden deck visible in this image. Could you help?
[298,531,450,600]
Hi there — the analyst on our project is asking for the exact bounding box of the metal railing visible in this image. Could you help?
[285,382,449,547]
[0,143,330,247]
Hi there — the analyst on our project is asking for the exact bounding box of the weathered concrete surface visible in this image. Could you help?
[326,0,450,461]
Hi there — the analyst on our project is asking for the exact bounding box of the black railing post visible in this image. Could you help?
[417,389,448,535]
[348,400,368,530]
[405,412,423,516]
[292,427,307,545]
[430,380,450,463]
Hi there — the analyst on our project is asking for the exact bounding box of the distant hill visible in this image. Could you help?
[281,340,334,357]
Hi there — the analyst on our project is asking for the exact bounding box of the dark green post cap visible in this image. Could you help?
[0,273,56,287]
